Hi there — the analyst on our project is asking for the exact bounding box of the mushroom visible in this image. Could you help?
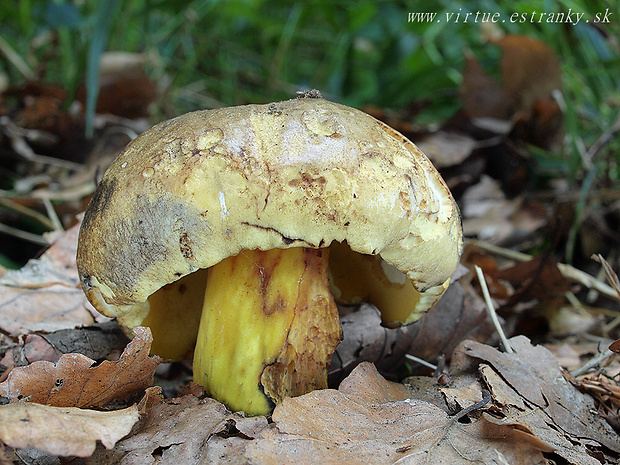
[77,94,463,415]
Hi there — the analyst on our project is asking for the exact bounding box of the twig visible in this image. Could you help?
[404,354,437,371]
[570,348,616,378]
[42,198,64,233]
[395,390,493,455]
[472,240,619,302]
[450,389,492,422]
[592,254,620,299]
[587,111,620,161]
[0,197,56,230]
[0,223,49,245]
[474,265,513,354]
[0,116,83,171]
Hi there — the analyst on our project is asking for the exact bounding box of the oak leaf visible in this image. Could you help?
[0,402,138,457]
[0,327,160,408]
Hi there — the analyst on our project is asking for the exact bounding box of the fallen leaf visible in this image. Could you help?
[0,322,127,382]
[416,131,477,168]
[0,402,138,458]
[461,34,561,121]
[496,254,571,303]
[88,395,268,464]
[0,327,160,408]
[248,362,547,464]
[460,336,620,454]
[460,53,512,120]
[480,365,603,465]
[405,270,494,365]
[77,52,156,119]
[460,175,547,244]
[0,221,104,336]
[495,35,562,112]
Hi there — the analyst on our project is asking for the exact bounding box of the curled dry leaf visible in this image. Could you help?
[0,402,139,458]
[481,365,603,465]
[89,395,268,464]
[0,322,128,382]
[0,327,160,409]
[0,221,103,336]
[460,336,620,457]
[247,362,547,464]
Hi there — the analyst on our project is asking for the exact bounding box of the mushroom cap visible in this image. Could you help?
[77,97,462,326]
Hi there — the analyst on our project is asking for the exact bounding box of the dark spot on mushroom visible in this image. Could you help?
[81,274,93,290]
[174,271,183,277]
[267,103,282,116]
[263,294,286,316]
[296,89,322,99]
[54,378,64,388]
[179,233,195,259]
[191,148,201,156]
[178,283,188,294]
[81,178,117,231]
[344,221,350,226]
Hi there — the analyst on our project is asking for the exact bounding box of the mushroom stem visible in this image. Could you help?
[192,247,342,415]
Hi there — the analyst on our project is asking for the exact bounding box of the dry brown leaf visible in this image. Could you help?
[88,395,268,464]
[495,35,562,111]
[461,175,547,244]
[0,402,138,458]
[461,34,561,119]
[0,327,160,408]
[77,52,156,119]
[247,362,547,464]
[460,336,620,454]
[0,322,127,382]
[480,365,603,465]
[0,221,103,336]
[460,53,512,120]
[416,131,477,168]
[405,269,493,364]
[460,34,563,151]
[495,253,571,304]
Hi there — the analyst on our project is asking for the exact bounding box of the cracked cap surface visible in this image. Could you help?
[77,97,463,326]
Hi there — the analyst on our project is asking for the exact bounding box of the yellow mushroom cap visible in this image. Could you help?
[77,96,463,331]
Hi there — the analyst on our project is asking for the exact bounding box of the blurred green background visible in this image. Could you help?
[0,0,618,268]
[2,0,617,120]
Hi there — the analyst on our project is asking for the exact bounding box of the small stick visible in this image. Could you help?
[474,265,514,354]
[404,354,437,371]
[42,198,64,233]
[472,240,619,302]
[570,348,615,378]
[0,222,49,245]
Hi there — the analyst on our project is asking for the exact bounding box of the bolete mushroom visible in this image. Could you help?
[77,94,462,415]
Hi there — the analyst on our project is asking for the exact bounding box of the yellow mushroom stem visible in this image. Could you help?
[192,246,342,415]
